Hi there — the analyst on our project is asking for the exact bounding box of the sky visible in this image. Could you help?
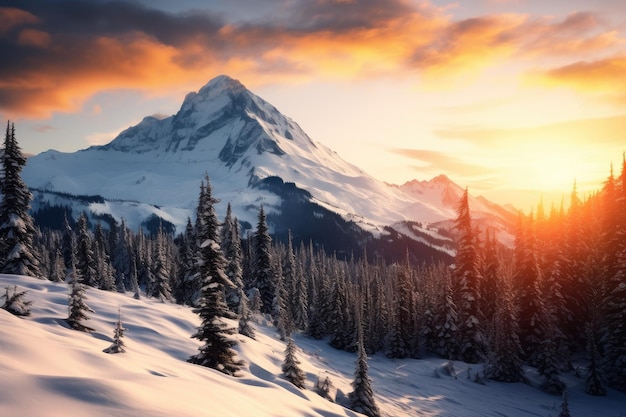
[1,0,626,211]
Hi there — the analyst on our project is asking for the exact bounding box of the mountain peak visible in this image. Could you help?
[197,74,246,97]
[430,174,452,184]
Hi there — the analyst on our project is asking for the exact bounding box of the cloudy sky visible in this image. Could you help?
[2,0,625,210]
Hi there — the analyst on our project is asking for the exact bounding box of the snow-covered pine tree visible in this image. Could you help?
[174,217,200,305]
[282,337,306,389]
[273,257,292,340]
[188,175,242,376]
[385,265,416,359]
[430,278,460,360]
[328,271,351,350]
[478,228,499,343]
[348,319,381,417]
[1,285,32,316]
[558,390,571,417]
[315,374,336,402]
[75,213,98,287]
[252,206,275,315]
[0,122,42,277]
[60,213,75,277]
[149,227,173,302]
[537,307,566,395]
[113,219,132,292]
[238,292,255,339]
[585,323,606,396]
[104,308,126,354]
[221,203,245,313]
[514,213,546,366]
[453,188,487,364]
[291,251,308,332]
[93,223,115,290]
[66,258,95,332]
[484,281,526,383]
[129,259,140,300]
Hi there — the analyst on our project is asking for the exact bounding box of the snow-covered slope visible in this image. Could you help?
[22,75,512,237]
[2,274,625,417]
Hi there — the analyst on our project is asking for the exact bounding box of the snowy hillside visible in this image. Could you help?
[2,273,625,417]
[22,76,513,239]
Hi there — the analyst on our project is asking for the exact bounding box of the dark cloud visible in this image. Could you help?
[1,1,224,45]
[290,0,415,31]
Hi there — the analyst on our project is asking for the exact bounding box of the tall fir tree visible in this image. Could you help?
[66,256,95,332]
[60,213,75,277]
[175,217,200,305]
[150,227,172,301]
[453,188,487,364]
[104,308,127,354]
[188,175,242,376]
[484,281,526,383]
[601,155,626,392]
[0,122,41,277]
[282,337,306,389]
[514,213,546,365]
[221,203,245,313]
[348,317,381,417]
[75,213,98,287]
[252,206,275,315]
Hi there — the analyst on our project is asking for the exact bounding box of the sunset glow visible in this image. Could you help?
[1,0,625,210]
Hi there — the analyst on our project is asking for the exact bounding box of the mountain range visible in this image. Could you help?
[22,75,515,262]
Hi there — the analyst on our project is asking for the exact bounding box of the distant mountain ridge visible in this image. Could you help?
[22,75,515,262]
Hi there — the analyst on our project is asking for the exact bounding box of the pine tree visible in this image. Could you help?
[252,206,275,314]
[93,223,115,290]
[514,213,546,365]
[453,188,487,364]
[75,213,98,287]
[273,257,293,340]
[221,203,245,313]
[60,213,75,277]
[484,282,526,383]
[175,217,200,305]
[291,254,308,331]
[188,175,242,376]
[149,227,172,301]
[112,219,132,292]
[479,229,499,343]
[430,279,460,360]
[104,308,127,354]
[238,293,255,339]
[0,122,41,277]
[598,156,626,393]
[348,321,381,417]
[66,258,95,332]
[585,323,606,396]
[1,285,32,316]
[282,337,306,389]
[537,308,565,395]
[558,390,571,417]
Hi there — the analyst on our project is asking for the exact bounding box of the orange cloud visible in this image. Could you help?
[526,56,626,97]
[1,2,624,118]
[17,28,50,47]
[389,148,495,178]
[0,7,38,35]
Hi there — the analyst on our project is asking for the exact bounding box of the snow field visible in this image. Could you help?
[1,274,625,417]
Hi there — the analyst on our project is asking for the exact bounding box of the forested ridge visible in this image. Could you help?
[2,122,625,416]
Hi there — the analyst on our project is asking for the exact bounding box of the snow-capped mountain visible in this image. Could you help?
[23,75,514,260]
